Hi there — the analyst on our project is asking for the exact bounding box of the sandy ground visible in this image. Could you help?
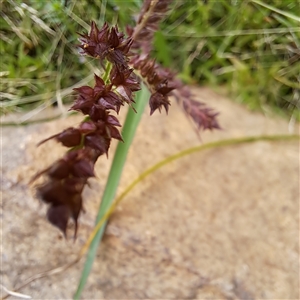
[1,86,299,299]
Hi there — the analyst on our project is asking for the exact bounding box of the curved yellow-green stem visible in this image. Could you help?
[79,133,300,258]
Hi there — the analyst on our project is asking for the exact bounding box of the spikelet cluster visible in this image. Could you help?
[32,0,220,238]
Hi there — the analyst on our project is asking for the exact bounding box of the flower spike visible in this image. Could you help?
[32,2,220,238]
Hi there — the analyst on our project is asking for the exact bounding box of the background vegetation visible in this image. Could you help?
[1,0,299,120]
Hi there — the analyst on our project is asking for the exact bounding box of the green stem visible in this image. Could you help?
[102,61,112,83]
[73,84,150,299]
[114,134,300,205]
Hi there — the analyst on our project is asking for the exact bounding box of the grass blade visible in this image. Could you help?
[251,0,300,23]
[73,84,150,299]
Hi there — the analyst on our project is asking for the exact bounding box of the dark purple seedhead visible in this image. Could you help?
[78,21,133,67]
[32,0,220,239]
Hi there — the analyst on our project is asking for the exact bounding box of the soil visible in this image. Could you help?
[1,86,299,299]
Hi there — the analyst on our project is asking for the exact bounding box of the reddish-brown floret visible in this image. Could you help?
[71,74,123,115]
[78,21,133,68]
[182,97,221,131]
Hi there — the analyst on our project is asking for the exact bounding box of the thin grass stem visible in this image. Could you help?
[73,84,150,299]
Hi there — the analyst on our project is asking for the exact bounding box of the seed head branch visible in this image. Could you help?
[31,1,220,238]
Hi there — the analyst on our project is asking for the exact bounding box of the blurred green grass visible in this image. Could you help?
[1,0,299,121]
